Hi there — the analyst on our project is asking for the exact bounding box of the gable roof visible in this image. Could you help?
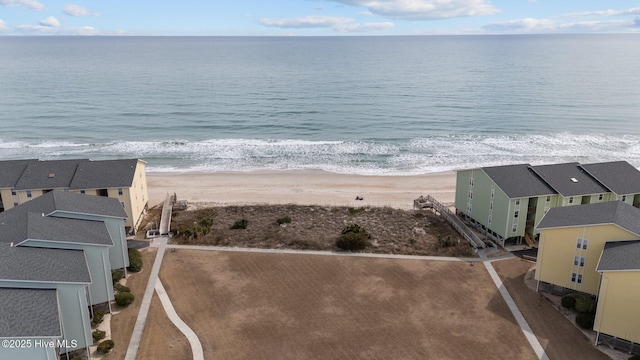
[580,161,640,196]
[69,159,140,189]
[13,159,84,190]
[0,159,35,188]
[0,246,90,284]
[0,288,61,338]
[537,201,640,236]
[529,162,610,197]
[482,164,556,198]
[25,213,113,247]
[597,240,640,272]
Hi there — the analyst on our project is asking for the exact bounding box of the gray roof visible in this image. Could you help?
[0,246,90,284]
[69,159,139,189]
[597,240,640,272]
[482,164,556,198]
[530,162,610,197]
[0,159,35,188]
[581,161,640,196]
[13,159,84,190]
[25,213,113,247]
[537,201,640,236]
[0,288,61,338]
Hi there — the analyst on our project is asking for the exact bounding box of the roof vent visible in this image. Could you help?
[48,173,55,178]
[570,177,578,183]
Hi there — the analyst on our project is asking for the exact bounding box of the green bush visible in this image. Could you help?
[92,330,106,342]
[561,293,577,309]
[628,355,640,360]
[96,340,115,354]
[128,248,143,272]
[115,291,135,307]
[231,219,248,229]
[92,310,105,324]
[71,356,84,360]
[575,294,596,313]
[112,269,124,285]
[114,284,130,294]
[348,207,365,214]
[575,312,595,329]
[438,235,454,248]
[336,224,370,251]
[277,216,292,225]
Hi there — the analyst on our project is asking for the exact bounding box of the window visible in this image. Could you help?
[515,199,520,206]
[118,188,123,195]
[13,202,18,207]
[121,202,126,208]
[576,239,582,249]
[469,177,474,186]
[580,257,585,267]
[11,190,16,196]
[577,274,583,284]
[546,195,551,202]
[488,215,492,225]
[582,239,588,250]
[571,273,577,283]
[80,190,85,194]
[598,194,603,201]
[26,190,32,198]
[490,202,493,210]
[468,190,473,199]
[512,224,517,233]
[568,197,574,204]
[622,195,627,202]
[574,256,586,267]
[491,188,495,198]
[514,210,519,218]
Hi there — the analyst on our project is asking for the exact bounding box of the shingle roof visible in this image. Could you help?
[0,288,61,338]
[597,240,640,272]
[0,159,35,188]
[482,164,556,198]
[581,161,640,196]
[26,213,113,246]
[13,159,84,190]
[530,162,610,197]
[69,159,139,189]
[0,247,90,284]
[537,201,640,236]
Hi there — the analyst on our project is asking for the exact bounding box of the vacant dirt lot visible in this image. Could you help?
[157,250,536,360]
[168,205,473,257]
[492,259,610,360]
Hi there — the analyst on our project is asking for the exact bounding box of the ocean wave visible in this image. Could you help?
[0,134,638,175]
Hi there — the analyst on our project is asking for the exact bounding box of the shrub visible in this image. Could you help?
[348,207,365,214]
[92,330,106,342]
[71,356,84,360]
[112,269,124,285]
[336,224,370,251]
[96,340,115,354]
[561,293,577,309]
[277,216,292,225]
[128,248,143,272]
[92,310,105,324]
[575,294,596,313]
[628,355,640,360]
[438,235,454,248]
[575,312,595,329]
[231,219,248,229]
[115,291,135,307]
[114,284,130,294]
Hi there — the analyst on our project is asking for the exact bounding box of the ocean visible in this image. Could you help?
[1,35,639,174]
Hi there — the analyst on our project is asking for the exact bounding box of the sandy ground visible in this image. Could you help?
[105,248,157,360]
[147,170,456,210]
[136,294,191,360]
[156,250,536,360]
[492,258,610,360]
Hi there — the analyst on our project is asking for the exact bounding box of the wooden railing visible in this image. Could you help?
[159,193,176,235]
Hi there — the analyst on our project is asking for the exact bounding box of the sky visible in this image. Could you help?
[1,0,639,36]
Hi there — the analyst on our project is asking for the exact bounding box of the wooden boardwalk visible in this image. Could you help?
[159,193,175,235]
[414,195,487,249]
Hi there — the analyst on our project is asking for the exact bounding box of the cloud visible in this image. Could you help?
[258,15,394,33]
[0,19,8,32]
[16,24,101,35]
[39,16,60,27]
[328,0,499,20]
[63,4,99,17]
[0,0,44,10]
[564,7,640,18]
[483,17,637,33]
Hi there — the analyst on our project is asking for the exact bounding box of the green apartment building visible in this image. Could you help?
[456,161,640,247]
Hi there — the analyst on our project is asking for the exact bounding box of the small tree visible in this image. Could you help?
[336,224,370,251]
[115,292,135,307]
[128,248,143,272]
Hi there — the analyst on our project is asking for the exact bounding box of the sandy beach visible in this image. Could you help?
[147,170,456,209]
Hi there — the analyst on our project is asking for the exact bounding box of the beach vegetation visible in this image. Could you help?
[231,219,248,229]
[277,216,292,225]
[112,269,124,285]
[128,248,143,272]
[336,224,370,251]
[115,291,135,307]
[348,207,365,214]
[96,340,115,354]
[437,235,454,248]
